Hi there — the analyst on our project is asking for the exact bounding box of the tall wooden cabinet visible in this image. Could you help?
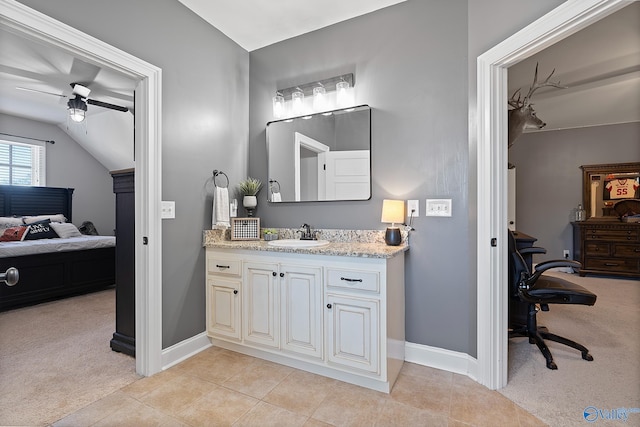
[110,169,136,356]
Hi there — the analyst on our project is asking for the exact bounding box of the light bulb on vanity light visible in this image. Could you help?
[272,91,285,119]
[313,84,327,112]
[291,87,305,116]
[381,199,405,246]
[336,80,354,108]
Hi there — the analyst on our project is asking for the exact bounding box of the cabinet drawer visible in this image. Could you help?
[585,257,640,273]
[585,229,638,241]
[585,242,610,256]
[207,257,242,276]
[613,244,640,258]
[327,268,379,293]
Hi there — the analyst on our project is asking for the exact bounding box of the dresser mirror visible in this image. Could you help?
[266,105,371,202]
[580,162,640,219]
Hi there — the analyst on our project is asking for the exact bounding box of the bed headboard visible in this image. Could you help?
[0,185,74,221]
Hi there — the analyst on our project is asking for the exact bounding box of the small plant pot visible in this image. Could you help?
[263,233,278,241]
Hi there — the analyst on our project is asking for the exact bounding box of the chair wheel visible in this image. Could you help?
[546,360,558,370]
[582,352,593,361]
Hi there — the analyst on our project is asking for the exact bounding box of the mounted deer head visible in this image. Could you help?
[508,63,566,147]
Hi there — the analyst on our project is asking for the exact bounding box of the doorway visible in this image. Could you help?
[476,0,630,389]
[0,1,163,376]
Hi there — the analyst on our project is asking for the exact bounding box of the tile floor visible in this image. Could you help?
[53,347,545,426]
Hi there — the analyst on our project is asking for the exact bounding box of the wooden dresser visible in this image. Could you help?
[572,220,640,278]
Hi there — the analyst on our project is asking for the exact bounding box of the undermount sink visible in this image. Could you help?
[267,239,330,248]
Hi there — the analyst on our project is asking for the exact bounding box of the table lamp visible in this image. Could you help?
[381,199,404,246]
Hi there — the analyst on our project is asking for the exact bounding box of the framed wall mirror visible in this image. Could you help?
[266,105,371,202]
[581,162,640,219]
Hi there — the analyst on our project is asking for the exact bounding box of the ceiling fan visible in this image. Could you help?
[16,83,129,122]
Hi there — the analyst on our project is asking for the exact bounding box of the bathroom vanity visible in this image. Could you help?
[203,229,407,393]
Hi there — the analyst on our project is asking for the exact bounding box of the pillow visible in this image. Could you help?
[49,222,83,239]
[0,216,25,226]
[23,214,67,225]
[23,219,59,240]
[0,226,28,242]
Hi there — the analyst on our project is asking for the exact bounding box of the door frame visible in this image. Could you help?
[476,0,629,389]
[0,0,163,376]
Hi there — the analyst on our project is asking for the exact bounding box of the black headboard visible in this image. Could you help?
[0,185,74,221]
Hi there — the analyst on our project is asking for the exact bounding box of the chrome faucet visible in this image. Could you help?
[299,223,316,240]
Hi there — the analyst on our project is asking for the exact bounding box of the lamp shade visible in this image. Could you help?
[381,199,404,224]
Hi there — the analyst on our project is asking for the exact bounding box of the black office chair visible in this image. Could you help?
[508,231,597,370]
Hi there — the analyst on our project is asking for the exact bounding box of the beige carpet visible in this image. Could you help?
[500,272,640,427]
[0,289,140,426]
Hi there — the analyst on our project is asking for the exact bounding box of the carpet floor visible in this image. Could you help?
[499,271,640,427]
[0,288,139,426]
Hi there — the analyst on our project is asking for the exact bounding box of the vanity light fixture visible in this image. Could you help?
[381,199,405,246]
[272,91,285,119]
[67,96,87,122]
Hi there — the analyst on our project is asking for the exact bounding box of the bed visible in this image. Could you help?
[0,185,115,311]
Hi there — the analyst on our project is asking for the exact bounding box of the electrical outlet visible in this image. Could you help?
[425,199,452,217]
[563,249,570,259]
[161,201,175,219]
[407,200,419,217]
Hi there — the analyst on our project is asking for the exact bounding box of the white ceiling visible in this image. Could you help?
[0,0,638,132]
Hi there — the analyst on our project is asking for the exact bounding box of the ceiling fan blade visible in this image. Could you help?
[86,98,128,112]
[16,86,67,98]
[69,57,101,85]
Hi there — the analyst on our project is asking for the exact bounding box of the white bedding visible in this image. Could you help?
[0,235,116,258]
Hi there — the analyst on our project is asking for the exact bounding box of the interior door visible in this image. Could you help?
[322,150,371,200]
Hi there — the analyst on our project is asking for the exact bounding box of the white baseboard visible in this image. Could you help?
[159,334,478,383]
[404,341,478,381]
[161,332,211,370]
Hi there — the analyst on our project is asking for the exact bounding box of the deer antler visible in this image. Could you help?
[508,89,523,109]
[522,62,566,106]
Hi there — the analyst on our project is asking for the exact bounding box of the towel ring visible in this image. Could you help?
[212,170,229,188]
[269,179,280,192]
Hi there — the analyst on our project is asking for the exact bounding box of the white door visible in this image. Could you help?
[280,265,323,359]
[326,294,379,374]
[206,277,241,341]
[322,150,371,200]
[243,262,279,348]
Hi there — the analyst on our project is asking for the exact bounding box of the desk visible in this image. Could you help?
[510,231,537,328]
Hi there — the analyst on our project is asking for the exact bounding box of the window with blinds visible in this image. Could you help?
[0,140,46,186]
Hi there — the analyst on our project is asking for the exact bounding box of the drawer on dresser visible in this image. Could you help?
[207,256,242,276]
[584,229,638,241]
[585,242,611,256]
[584,257,640,273]
[326,268,379,293]
[613,244,640,258]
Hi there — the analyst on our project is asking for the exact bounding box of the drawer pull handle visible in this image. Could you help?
[327,303,332,309]
[216,264,230,269]
[340,277,363,283]
[272,272,277,277]
[233,290,238,295]
[604,263,619,267]
[635,249,640,253]
[280,273,285,277]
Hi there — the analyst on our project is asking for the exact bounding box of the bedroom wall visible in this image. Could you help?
[18,0,250,348]
[509,122,640,260]
[0,113,115,235]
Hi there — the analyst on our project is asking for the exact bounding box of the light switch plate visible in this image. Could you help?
[426,199,452,217]
[161,201,175,219]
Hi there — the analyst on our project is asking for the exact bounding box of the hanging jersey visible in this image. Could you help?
[605,179,639,199]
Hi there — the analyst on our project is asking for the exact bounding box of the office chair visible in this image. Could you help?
[508,231,597,370]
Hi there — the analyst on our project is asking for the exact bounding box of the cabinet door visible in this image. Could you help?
[243,262,279,348]
[326,294,379,374]
[206,277,241,341]
[280,265,323,359]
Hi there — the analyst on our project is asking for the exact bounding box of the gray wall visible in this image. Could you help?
[0,113,115,234]
[509,122,640,260]
[19,0,250,348]
[18,0,574,357]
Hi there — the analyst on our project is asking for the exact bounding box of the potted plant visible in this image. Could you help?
[238,177,262,216]
[263,228,278,241]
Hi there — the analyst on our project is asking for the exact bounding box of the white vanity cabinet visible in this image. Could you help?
[204,246,405,393]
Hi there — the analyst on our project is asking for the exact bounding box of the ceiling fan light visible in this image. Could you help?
[68,108,86,122]
[67,96,87,122]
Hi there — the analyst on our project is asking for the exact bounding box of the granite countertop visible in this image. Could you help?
[203,228,409,259]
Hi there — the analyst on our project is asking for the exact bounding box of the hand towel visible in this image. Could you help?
[212,186,230,228]
[271,192,282,202]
